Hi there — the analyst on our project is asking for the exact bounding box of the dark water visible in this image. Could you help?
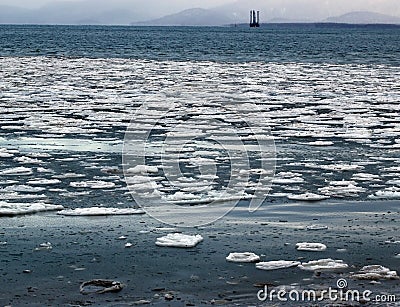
[0,25,399,213]
[0,24,399,65]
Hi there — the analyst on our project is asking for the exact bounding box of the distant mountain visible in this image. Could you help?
[133,8,236,26]
[1,0,400,25]
[325,11,400,24]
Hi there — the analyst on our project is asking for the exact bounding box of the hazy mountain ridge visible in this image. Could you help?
[1,0,400,25]
[325,11,400,24]
[133,8,236,26]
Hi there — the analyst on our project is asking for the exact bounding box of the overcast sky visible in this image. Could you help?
[1,0,399,24]
[0,0,233,9]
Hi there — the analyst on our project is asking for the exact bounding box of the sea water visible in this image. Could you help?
[0,24,399,213]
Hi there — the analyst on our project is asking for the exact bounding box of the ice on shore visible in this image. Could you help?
[226,252,260,263]
[155,233,203,248]
[0,202,63,216]
[288,193,330,201]
[299,258,348,271]
[351,265,399,280]
[256,260,300,271]
[57,207,145,216]
[296,242,327,252]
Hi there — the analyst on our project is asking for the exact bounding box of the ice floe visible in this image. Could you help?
[299,258,348,271]
[296,242,327,252]
[351,265,399,280]
[369,188,400,199]
[306,224,328,231]
[226,252,260,263]
[0,167,33,176]
[0,202,64,216]
[307,141,334,146]
[34,242,52,251]
[126,165,158,175]
[57,207,145,216]
[155,233,203,248]
[70,181,116,189]
[27,179,61,186]
[256,260,300,271]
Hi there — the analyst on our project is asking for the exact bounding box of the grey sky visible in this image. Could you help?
[1,0,399,25]
[0,0,233,9]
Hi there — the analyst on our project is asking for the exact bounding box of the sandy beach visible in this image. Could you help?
[1,200,399,306]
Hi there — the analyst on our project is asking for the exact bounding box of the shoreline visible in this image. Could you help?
[1,200,399,306]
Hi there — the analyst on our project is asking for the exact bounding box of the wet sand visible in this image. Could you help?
[0,200,399,306]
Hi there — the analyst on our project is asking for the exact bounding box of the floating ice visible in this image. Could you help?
[369,188,400,199]
[307,141,334,146]
[296,242,327,252]
[256,260,300,271]
[0,202,63,216]
[288,193,330,201]
[27,179,61,186]
[306,224,328,231]
[0,167,33,176]
[70,181,115,189]
[0,192,47,200]
[13,156,42,164]
[2,185,45,193]
[299,259,348,271]
[126,165,158,174]
[319,182,366,197]
[35,242,52,251]
[226,252,260,263]
[351,265,399,280]
[57,207,145,216]
[155,233,203,248]
[273,177,304,184]
[0,148,14,158]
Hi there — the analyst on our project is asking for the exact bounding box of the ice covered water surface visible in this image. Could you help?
[0,57,399,215]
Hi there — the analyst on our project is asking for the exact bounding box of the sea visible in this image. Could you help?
[0,24,399,216]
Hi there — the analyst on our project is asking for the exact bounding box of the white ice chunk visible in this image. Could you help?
[0,202,63,216]
[28,179,61,185]
[126,165,158,174]
[0,167,33,176]
[256,260,300,271]
[155,233,203,248]
[226,252,260,263]
[296,242,327,252]
[351,265,399,280]
[70,181,115,189]
[288,193,330,201]
[57,207,145,216]
[306,224,328,231]
[308,141,334,146]
[299,258,348,271]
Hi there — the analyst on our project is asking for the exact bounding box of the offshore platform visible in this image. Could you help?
[250,10,260,27]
